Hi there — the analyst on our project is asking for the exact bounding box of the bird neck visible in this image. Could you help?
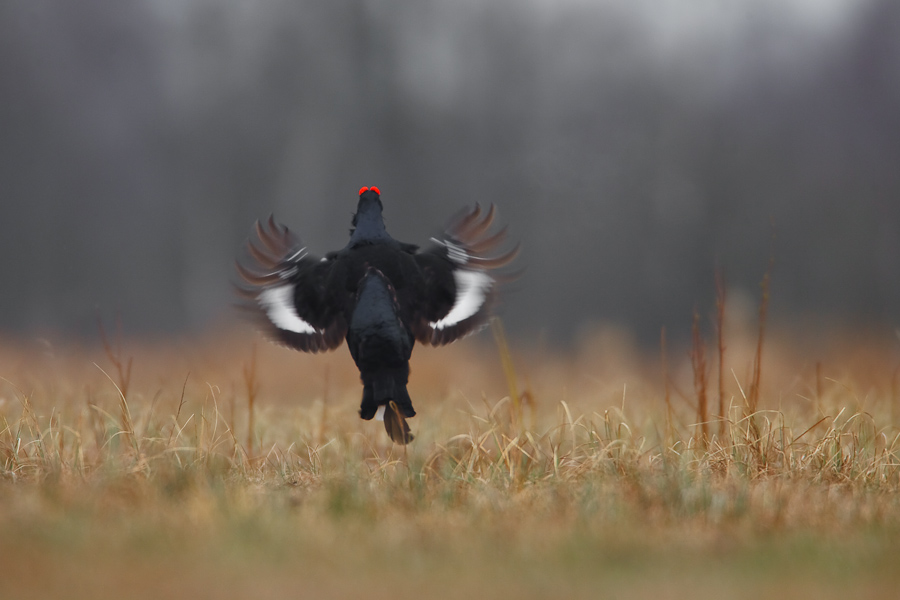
[349,201,390,244]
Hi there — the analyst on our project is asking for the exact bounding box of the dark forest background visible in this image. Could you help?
[1,0,898,346]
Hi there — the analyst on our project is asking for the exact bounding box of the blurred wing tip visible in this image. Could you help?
[246,240,279,268]
[234,260,280,286]
[464,243,518,270]
[466,225,508,254]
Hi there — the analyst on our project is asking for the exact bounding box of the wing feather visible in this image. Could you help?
[413,204,517,346]
[235,215,348,353]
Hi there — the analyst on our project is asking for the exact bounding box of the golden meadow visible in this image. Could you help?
[1,307,899,599]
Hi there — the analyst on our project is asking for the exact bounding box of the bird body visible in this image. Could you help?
[236,187,517,443]
[348,267,416,442]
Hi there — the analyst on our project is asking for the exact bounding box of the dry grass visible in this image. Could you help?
[1,319,900,599]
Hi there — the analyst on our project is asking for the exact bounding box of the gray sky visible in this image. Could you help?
[1,0,898,345]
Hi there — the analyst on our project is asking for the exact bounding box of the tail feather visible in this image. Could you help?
[358,367,416,443]
[382,402,414,445]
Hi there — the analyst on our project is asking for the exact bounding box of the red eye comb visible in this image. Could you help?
[359,186,381,195]
[359,186,369,195]
[371,186,380,195]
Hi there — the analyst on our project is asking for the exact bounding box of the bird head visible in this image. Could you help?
[357,186,382,208]
[350,186,387,241]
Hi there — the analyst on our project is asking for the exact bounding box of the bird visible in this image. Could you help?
[235,186,518,444]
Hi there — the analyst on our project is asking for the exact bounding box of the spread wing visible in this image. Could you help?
[235,215,348,352]
[413,204,519,346]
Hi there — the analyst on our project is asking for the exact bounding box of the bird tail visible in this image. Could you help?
[358,367,416,444]
[381,402,414,445]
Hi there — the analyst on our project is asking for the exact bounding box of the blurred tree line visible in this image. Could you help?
[0,0,898,345]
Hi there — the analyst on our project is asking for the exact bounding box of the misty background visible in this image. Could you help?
[1,0,898,347]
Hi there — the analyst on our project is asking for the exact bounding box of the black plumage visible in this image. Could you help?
[235,187,517,444]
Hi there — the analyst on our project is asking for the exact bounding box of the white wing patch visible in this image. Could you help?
[431,269,493,330]
[258,285,318,335]
[375,405,386,421]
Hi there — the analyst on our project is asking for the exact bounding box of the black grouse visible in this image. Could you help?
[235,187,517,444]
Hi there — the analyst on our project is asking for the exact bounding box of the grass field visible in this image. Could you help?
[2,317,900,599]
